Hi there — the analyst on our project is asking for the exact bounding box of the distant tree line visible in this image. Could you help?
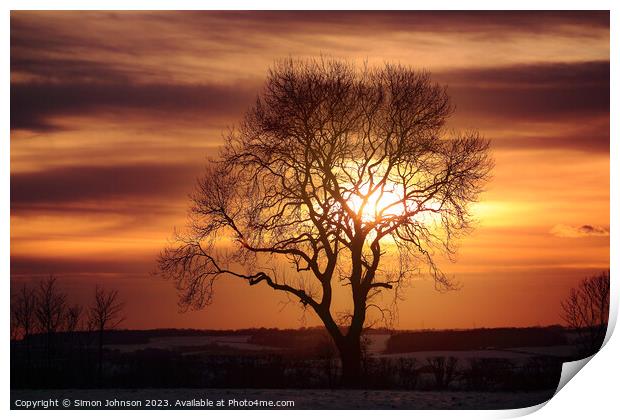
[384,326,568,354]
[10,275,124,388]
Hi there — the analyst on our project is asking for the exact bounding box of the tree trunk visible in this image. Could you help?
[337,334,362,388]
[97,329,103,387]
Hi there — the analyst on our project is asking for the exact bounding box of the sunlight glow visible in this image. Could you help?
[345,182,444,228]
[347,185,405,223]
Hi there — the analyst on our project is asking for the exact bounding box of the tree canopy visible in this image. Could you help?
[159,58,493,383]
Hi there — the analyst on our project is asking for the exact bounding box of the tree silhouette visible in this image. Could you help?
[427,356,459,389]
[11,283,37,341]
[11,283,37,382]
[65,304,83,333]
[159,58,492,386]
[34,275,67,369]
[561,270,610,357]
[87,285,125,386]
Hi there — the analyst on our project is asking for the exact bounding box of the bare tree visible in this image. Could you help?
[561,270,610,356]
[11,283,38,382]
[65,304,83,334]
[159,58,492,385]
[11,283,38,341]
[35,275,67,366]
[427,356,459,389]
[88,285,124,385]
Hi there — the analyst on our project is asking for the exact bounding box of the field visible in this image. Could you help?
[102,328,578,362]
[11,326,586,409]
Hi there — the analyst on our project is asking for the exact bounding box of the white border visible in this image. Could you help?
[3,2,617,420]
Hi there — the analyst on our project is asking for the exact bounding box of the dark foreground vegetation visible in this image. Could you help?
[11,325,586,392]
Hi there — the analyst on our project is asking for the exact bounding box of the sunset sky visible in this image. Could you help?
[10,11,610,330]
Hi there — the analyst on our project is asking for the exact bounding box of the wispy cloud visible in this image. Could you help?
[550,224,610,238]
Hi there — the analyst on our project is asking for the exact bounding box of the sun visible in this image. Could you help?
[345,181,445,228]
[347,184,406,223]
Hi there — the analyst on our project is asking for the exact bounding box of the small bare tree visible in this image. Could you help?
[11,283,38,381]
[65,304,83,333]
[427,356,459,389]
[11,283,38,341]
[160,58,492,385]
[561,270,610,356]
[88,285,124,384]
[34,275,67,366]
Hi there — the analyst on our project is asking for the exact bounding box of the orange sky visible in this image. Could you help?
[10,11,610,330]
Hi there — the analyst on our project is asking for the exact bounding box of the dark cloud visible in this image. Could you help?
[96,11,613,38]
[11,163,204,208]
[439,60,609,88]
[11,11,609,134]
[439,61,610,152]
[439,61,609,121]
[11,256,155,276]
[11,11,609,85]
[12,60,609,138]
[11,31,258,131]
[450,83,608,120]
[487,128,609,154]
[11,80,258,131]
[12,11,608,51]
[11,56,140,84]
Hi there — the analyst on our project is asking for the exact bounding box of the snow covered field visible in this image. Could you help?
[104,332,577,362]
[376,346,578,361]
[13,332,566,409]
[105,335,280,353]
